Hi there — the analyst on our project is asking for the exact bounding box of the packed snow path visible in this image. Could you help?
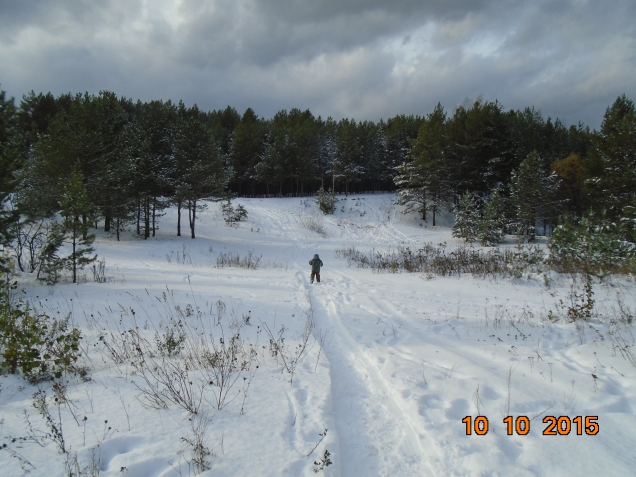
[2,194,635,477]
[304,272,434,476]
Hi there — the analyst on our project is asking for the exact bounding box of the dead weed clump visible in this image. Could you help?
[94,296,259,414]
[336,243,545,278]
[216,251,262,270]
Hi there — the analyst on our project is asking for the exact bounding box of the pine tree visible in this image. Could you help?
[384,115,424,191]
[255,129,290,197]
[287,108,319,195]
[174,105,231,238]
[0,91,21,267]
[231,108,267,196]
[41,174,96,284]
[589,95,636,219]
[332,118,363,195]
[452,191,479,243]
[124,100,176,239]
[446,99,512,195]
[316,186,337,214]
[394,104,450,224]
[478,190,506,246]
[394,160,427,219]
[509,151,556,241]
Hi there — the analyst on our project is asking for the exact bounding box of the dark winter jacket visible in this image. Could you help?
[309,256,323,272]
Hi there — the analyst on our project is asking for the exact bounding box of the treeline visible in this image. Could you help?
[0,88,634,278]
[395,95,636,246]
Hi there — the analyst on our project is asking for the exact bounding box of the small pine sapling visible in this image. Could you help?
[221,199,248,226]
[316,187,337,215]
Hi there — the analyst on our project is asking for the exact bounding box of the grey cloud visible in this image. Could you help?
[0,0,635,128]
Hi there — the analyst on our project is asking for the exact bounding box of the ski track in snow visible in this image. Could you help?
[305,272,437,476]
[2,195,636,477]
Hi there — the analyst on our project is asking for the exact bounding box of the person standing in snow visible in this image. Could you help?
[309,254,323,283]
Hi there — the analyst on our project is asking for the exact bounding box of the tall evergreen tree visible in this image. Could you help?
[41,174,96,284]
[394,104,450,224]
[0,91,21,265]
[254,110,292,196]
[231,108,267,196]
[509,151,556,241]
[174,105,231,238]
[288,109,319,195]
[124,100,176,239]
[447,99,512,195]
[331,118,363,195]
[478,190,506,246]
[452,191,479,243]
[394,159,427,219]
[589,95,636,219]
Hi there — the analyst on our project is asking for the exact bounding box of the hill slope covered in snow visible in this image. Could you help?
[1,194,635,476]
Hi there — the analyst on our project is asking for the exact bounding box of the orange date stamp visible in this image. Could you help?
[462,415,599,436]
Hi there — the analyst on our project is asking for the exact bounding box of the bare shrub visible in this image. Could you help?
[181,411,213,475]
[134,358,204,414]
[97,323,150,368]
[298,214,326,237]
[32,389,66,453]
[91,258,106,283]
[132,326,257,414]
[608,324,636,368]
[65,446,101,477]
[216,251,262,269]
[261,311,314,384]
[336,243,546,278]
[155,316,186,357]
[94,295,258,414]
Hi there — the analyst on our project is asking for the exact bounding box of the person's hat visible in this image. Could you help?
[314,254,319,258]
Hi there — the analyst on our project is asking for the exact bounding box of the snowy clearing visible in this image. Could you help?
[2,194,635,477]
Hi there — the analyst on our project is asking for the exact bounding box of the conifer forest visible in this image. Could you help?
[0,89,635,278]
[0,91,636,249]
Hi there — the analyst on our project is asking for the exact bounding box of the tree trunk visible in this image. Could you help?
[72,226,77,284]
[177,199,181,236]
[144,197,150,239]
[152,198,156,237]
[191,200,196,239]
[137,197,141,236]
[188,200,193,233]
[104,215,111,232]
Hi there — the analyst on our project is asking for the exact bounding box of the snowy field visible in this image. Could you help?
[2,194,636,477]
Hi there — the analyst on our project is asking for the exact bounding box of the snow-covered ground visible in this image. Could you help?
[2,194,636,476]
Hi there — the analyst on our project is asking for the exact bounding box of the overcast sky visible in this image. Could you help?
[1,0,635,129]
